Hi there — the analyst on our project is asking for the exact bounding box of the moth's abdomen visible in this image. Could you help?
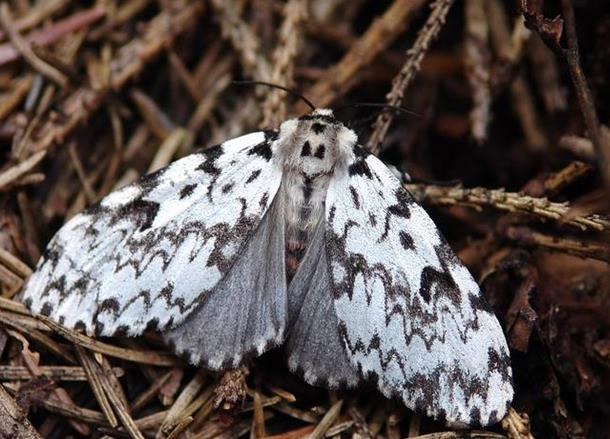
[281,171,329,281]
[286,234,307,280]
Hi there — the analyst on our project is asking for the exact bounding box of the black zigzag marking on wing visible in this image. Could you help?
[326,208,496,347]
[34,138,278,326]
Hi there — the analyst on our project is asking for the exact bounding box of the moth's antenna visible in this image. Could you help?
[335,103,420,117]
[233,80,316,111]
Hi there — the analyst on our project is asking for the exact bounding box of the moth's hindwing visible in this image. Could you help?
[324,146,513,426]
[163,191,287,369]
[23,131,283,338]
[285,219,361,389]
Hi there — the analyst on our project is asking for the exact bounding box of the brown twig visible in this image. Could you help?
[520,0,610,187]
[0,383,43,439]
[309,400,343,439]
[252,390,267,438]
[0,365,123,381]
[501,407,535,439]
[367,0,455,153]
[75,346,118,428]
[10,3,203,158]
[0,75,33,121]
[528,35,567,113]
[67,141,96,203]
[488,1,546,152]
[0,6,105,66]
[505,226,609,262]
[559,0,610,189]
[0,5,68,87]
[38,316,181,366]
[156,372,206,438]
[0,0,68,41]
[558,133,597,161]
[296,0,429,114]
[261,0,308,126]
[464,0,491,144]
[209,0,271,80]
[130,89,176,140]
[407,183,610,231]
[0,150,46,191]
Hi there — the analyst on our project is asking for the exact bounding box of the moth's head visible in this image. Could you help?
[277,109,357,175]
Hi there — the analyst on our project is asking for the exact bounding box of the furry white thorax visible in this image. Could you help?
[275,109,357,249]
[275,109,357,175]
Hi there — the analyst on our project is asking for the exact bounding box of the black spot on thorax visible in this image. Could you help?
[301,141,311,157]
[298,114,337,124]
[314,144,326,159]
[302,175,314,202]
[311,122,326,134]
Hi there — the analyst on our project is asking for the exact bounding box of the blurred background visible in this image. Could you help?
[0,0,609,438]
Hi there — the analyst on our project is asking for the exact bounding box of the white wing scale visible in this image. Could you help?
[324,146,513,426]
[23,131,283,338]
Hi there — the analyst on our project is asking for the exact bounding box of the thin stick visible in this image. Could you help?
[0,4,68,86]
[506,226,609,262]
[0,383,43,439]
[464,0,491,144]
[367,0,455,154]
[209,0,271,80]
[560,0,610,189]
[407,183,610,231]
[67,142,96,203]
[75,346,118,427]
[308,400,343,439]
[0,75,33,121]
[0,365,123,381]
[296,0,429,114]
[261,0,308,126]
[156,372,206,438]
[0,150,46,191]
[38,316,181,366]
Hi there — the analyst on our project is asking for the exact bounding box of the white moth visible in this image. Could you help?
[22,108,513,426]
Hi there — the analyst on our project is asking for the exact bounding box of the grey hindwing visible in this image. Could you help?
[163,193,287,370]
[286,219,361,388]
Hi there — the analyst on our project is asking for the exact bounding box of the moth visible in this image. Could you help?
[22,108,513,426]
